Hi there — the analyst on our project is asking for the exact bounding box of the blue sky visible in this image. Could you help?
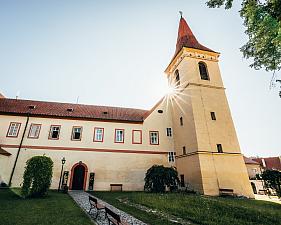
[0,0,280,157]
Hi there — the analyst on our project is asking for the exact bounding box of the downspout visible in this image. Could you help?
[8,112,30,186]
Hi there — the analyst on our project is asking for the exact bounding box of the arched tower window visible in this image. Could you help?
[175,69,180,86]
[198,62,209,80]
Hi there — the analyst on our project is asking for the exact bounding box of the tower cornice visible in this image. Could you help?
[165,47,220,75]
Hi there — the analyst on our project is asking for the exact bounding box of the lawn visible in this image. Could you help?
[91,191,281,225]
[0,188,93,225]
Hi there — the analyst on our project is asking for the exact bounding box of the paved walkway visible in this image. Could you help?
[69,191,147,225]
[255,194,281,204]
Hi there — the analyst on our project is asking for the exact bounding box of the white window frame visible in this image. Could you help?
[28,124,41,139]
[149,131,159,145]
[49,125,61,140]
[94,127,104,142]
[72,126,82,141]
[7,122,21,137]
[166,128,172,137]
[168,152,176,163]
[115,129,124,143]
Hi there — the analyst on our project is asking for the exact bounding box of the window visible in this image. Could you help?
[168,152,176,163]
[180,117,183,126]
[199,62,209,80]
[180,174,185,187]
[132,130,142,144]
[211,112,216,120]
[115,129,124,143]
[166,128,172,137]
[175,69,180,86]
[94,127,104,142]
[72,126,82,141]
[7,122,21,137]
[217,144,223,153]
[28,124,41,138]
[49,125,61,139]
[149,131,159,145]
[183,146,186,155]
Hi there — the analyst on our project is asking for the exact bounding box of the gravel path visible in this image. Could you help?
[69,191,147,225]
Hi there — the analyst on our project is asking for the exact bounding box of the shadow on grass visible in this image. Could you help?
[91,191,281,225]
[0,188,93,225]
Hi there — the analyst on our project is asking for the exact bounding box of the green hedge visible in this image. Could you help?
[22,156,53,198]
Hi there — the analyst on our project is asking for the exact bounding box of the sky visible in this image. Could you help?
[0,0,280,157]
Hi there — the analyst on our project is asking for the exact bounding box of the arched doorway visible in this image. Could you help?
[70,162,88,190]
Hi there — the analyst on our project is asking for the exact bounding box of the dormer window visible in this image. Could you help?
[67,108,74,112]
[175,69,180,86]
[199,62,209,80]
[28,105,36,110]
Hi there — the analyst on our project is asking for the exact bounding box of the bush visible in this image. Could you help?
[0,182,7,188]
[22,156,53,198]
[144,165,179,193]
[260,170,281,198]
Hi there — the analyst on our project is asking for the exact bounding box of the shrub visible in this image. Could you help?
[144,165,179,193]
[22,156,53,198]
[260,170,281,198]
[0,182,7,187]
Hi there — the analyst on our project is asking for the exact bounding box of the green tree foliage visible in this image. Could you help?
[206,0,281,72]
[144,165,180,193]
[22,156,53,198]
[259,169,281,198]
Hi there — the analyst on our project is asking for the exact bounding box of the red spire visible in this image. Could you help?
[175,16,215,55]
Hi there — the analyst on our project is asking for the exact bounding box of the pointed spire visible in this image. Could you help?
[174,15,215,56]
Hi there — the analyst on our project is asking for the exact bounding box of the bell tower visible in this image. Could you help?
[165,15,254,197]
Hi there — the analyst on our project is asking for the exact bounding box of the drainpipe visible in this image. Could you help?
[8,108,33,186]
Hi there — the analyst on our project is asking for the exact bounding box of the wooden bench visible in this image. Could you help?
[105,207,130,225]
[258,189,267,195]
[110,184,123,192]
[88,196,105,219]
[219,188,234,197]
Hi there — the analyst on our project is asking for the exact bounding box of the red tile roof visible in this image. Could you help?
[0,98,149,123]
[243,156,260,165]
[175,17,216,56]
[252,157,281,171]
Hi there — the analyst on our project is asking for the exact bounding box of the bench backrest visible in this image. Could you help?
[219,188,234,193]
[105,207,121,223]
[89,196,98,206]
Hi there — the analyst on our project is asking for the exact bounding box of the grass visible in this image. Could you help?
[91,191,281,225]
[0,188,93,225]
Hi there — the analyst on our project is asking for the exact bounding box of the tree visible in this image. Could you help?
[22,156,53,198]
[144,165,180,193]
[259,169,281,198]
[206,0,281,73]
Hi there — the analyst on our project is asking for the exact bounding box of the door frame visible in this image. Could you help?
[69,162,88,190]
